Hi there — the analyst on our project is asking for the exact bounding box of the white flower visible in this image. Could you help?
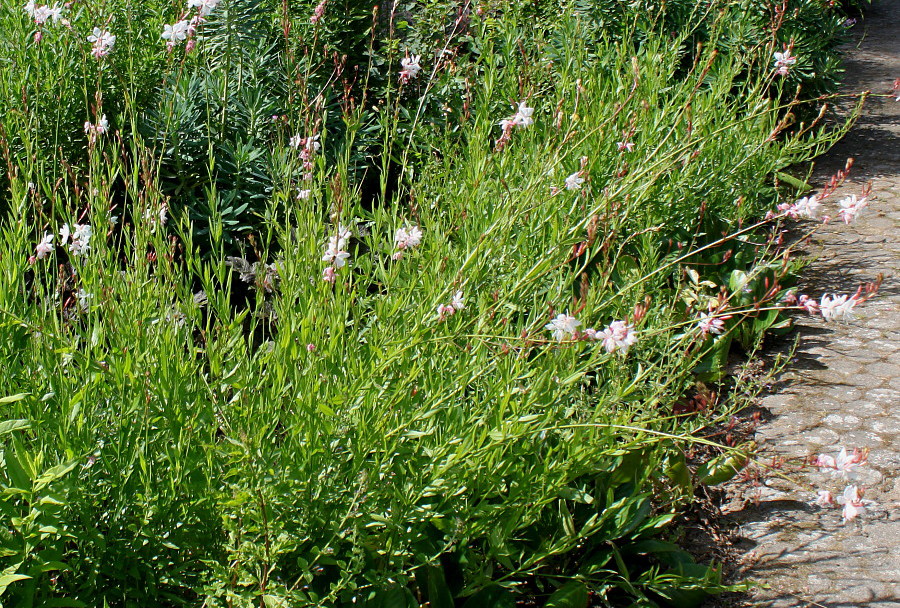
[513,101,534,127]
[96,115,109,134]
[598,320,637,353]
[322,244,350,268]
[27,3,64,25]
[839,485,865,522]
[815,447,867,479]
[565,173,584,191]
[837,195,868,224]
[297,189,312,200]
[400,54,422,81]
[793,195,822,219]
[819,294,857,322]
[773,51,797,76]
[35,232,54,259]
[545,313,581,342]
[289,134,303,149]
[500,101,534,130]
[59,223,71,244]
[162,20,190,43]
[436,291,465,320]
[69,223,92,256]
[187,0,221,17]
[616,141,635,152]
[88,27,116,58]
[394,225,423,250]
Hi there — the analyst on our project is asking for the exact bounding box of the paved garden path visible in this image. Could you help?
[728,2,900,606]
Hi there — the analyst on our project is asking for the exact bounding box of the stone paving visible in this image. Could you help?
[727,1,900,606]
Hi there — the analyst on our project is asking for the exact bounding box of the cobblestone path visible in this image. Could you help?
[728,2,900,606]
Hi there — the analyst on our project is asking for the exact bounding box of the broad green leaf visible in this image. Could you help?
[544,581,589,608]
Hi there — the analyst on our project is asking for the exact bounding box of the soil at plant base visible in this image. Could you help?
[704,0,900,606]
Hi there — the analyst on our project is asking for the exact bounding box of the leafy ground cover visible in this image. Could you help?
[0,0,872,606]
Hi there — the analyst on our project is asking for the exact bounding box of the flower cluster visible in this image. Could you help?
[24,1,64,26]
[322,225,351,283]
[84,115,109,142]
[773,50,796,76]
[161,0,222,51]
[774,191,868,225]
[811,447,871,522]
[290,134,320,182]
[495,101,534,151]
[436,291,465,320]
[790,291,859,322]
[60,223,92,257]
[399,55,422,83]
[777,194,822,220]
[310,0,326,25]
[545,313,580,341]
[593,320,637,354]
[88,27,116,59]
[545,314,638,354]
[392,225,422,260]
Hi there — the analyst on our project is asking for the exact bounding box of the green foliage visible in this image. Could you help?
[0,0,862,605]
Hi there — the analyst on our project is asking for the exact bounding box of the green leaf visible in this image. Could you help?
[544,581,589,608]
[697,444,754,486]
[775,171,812,193]
[0,394,28,405]
[0,573,32,595]
[0,419,30,436]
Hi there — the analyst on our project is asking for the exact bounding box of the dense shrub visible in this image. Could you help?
[0,0,862,606]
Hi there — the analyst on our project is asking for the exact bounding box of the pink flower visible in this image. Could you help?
[564,172,584,190]
[187,0,221,17]
[436,291,465,321]
[598,320,637,354]
[307,343,316,352]
[697,312,730,336]
[797,294,820,315]
[87,27,116,59]
[322,244,350,269]
[815,447,867,478]
[310,0,326,24]
[616,141,635,152]
[394,225,423,250]
[779,195,822,220]
[35,232,54,259]
[322,266,336,283]
[773,50,796,76]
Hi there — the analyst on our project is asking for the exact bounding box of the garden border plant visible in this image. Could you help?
[0,0,881,606]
